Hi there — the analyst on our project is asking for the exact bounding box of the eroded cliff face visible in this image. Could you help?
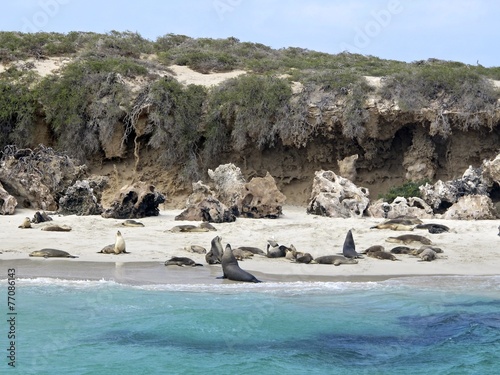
[75,99,500,208]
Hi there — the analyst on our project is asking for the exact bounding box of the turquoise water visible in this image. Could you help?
[1,276,499,374]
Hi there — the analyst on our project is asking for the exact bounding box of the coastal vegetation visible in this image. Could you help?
[1,31,499,191]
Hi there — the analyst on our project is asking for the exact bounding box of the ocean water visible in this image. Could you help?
[1,276,499,375]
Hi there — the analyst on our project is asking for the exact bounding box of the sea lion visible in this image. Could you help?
[185,245,207,254]
[165,256,203,267]
[366,251,400,261]
[415,223,449,234]
[169,224,209,233]
[314,255,358,266]
[199,222,217,231]
[32,211,52,223]
[98,231,128,254]
[41,224,72,232]
[18,217,32,229]
[122,219,144,227]
[416,248,437,261]
[390,246,413,254]
[343,230,362,259]
[370,219,415,231]
[234,246,266,256]
[205,236,224,264]
[219,244,261,283]
[411,246,444,255]
[361,245,385,254]
[266,241,288,258]
[232,248,254,260]
[29,248,78,258]
[386,234,432,245]
[295,253,314,264]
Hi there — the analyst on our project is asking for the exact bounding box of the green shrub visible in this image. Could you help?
[379,180,429,203]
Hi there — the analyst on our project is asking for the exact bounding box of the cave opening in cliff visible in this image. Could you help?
[435,201,453,214]
[489,182,500,203]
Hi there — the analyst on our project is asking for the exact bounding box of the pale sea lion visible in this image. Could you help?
[366,251,400,261]
[416,248,437,261]
[234,246,266,256]
[218,244,261,283]
[232,248,254,260]
[41,224,72,232]
[185,245,207,254]
[122,219,144,227]
[18,217,32,229]
[314,255,358,266]
[386,234,432,245]
[411,246,444,254]
[205,236,224,264]
[29,248,78,258]
[98,231,128,254]
[165,256,203,267]
[343,230,362,259]
[169,224,209,233]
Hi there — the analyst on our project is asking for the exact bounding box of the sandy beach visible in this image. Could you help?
[1,206,499,284]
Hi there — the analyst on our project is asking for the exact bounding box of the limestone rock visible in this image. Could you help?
[59,180,104,216]
[419,166,488,212]
[175,181,236,223]
[443,195,496,220]
[0,145,86,211]
[367,196,434,218]
[337,154,358,182]
[481,153,500,187]
[239,172,286,219]
[101,182,165,219]
[307,170,370,218]
[208,163,246,209]
[0,182,17,215]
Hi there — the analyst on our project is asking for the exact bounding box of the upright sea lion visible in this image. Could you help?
[343,230,362,259]
[205,236,224,264]
[386,234,432,245]
[29,248,78,258]
[219,244,261,283]
[165,256,203,267]
[32,211,52,224]
[122,219,144,227]
[314,255,358,266]
[366,251,400,261]
[18,217,32,229]
[41,224,72,232]
[415,223,449,234]
[98,231,128,254]
[266,241,288,258]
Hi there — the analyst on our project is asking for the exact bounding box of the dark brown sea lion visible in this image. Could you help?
[218,244,261,283]
[343,230,362,259]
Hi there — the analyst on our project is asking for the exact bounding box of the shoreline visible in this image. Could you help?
[2,206,500,285]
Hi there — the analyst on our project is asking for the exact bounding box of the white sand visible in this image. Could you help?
[1,206,499,283]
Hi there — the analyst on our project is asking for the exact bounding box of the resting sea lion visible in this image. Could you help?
[234,246,266,256]
[29,248,78,258]
[386,234,432,245]
[295,253,314,264]
[232,248,254,260]
[122,219,144,227]
[415,223,449,234]
[266,241,288,258]
[416,248,437,261]
[411,246,443,255]
[41,224,72,232]
[370,219,415,231]
[366,251,400,261]
[18,217,32,229]
[205,235,224,264]
[185,245,207,254]
[390,246,413,254]
[165,256,203,267]
[32,211,52,223]
[218,244,261,283]
[199,222,217,231]
[314,255,358,266]
[343,230,362,259]
[169,224,209,233]
[361,245,385,254]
